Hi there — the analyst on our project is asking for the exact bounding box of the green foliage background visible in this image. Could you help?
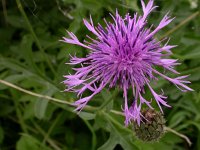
[0,0,200,149]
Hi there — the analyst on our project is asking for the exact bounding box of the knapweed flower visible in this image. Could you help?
[62,0,193,126]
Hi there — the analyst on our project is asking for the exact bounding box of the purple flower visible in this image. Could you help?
[62,0,193,126]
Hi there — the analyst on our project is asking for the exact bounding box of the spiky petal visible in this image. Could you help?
[62,0,193,126]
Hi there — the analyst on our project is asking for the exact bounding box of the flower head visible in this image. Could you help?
[62,0,193,126]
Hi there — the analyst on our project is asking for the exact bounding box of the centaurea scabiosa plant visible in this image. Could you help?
[62,0,193,126]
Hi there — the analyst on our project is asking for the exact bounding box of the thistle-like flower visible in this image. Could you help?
[62,0,193,126]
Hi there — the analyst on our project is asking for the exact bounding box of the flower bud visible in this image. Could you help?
[133,109,165,142]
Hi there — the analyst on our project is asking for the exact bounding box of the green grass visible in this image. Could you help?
[0,0,200,149]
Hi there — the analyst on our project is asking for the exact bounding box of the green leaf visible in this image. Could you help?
[99,112,139,150]
[97,133,118,150]
[0,57,60,91]
[34,87,57,119]
[35,99,49,119]
[168,111,189,128]
[78,111,96,120]
[16,134,51,150]
[100,89,114,110]
[23,100,35,119]
[7,15,27,29]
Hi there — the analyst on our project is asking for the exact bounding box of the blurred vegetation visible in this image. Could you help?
[0,0,200,149]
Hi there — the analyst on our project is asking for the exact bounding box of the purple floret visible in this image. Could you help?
[62,0,193,126]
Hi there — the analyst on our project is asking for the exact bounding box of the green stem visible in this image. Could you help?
[182,66,200,74]
[32,121,62,150]
[42,113,63,145]
[83,119,97,150]
[103,112,132,134]
[2,0,8,25]
[15,0,56,75]
[11,90,28,133]
[165,127,192,146]
[0,79,99,112]
[160,11,199,39]
[0,79,193,146]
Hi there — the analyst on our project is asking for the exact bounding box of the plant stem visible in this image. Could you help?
[161,11,199,39]
[0,79,193,146]
[42,113,63,145]
[103,112,134,135]
[15,0,56,75]
[32,121,62,150]
[2,0,8,25]
[0,79,72,105]
[12,96,28,133]
[0,79,97,111]
[8,116,38,134]
[82,119,97,150]
[165,127,192,146]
